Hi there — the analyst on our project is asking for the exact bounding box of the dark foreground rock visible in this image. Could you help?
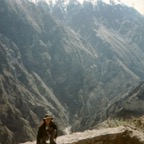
[21,126,144,144]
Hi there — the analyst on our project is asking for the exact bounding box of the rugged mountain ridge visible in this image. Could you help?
[1,0,144,143]
[0,0,99,143]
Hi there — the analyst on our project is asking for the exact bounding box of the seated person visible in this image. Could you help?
[36,114,58,144]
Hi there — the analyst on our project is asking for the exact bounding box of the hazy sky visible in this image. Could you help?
[31,0,144,14]
[79,0,144,14]
[108,0,144,14]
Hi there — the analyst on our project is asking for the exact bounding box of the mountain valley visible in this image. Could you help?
[0,0,144,143]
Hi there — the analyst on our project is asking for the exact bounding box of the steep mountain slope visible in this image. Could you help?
[47,0,144,131]
[1,0,144,143]
[0,34,68,143]
[78,80,144,130]
[0,0,98,143]
[52,0,144,79]
[106,81,144,118]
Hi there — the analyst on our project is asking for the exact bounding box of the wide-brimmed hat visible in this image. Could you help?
[43,114,53,120]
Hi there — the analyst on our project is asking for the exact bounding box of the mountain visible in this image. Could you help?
[1,0,144,143]
[0,17,68,144]
[48,0,144,131]
[0,0,71,143]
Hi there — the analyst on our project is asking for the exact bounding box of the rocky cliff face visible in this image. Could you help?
[1,0,144,143]
[105,81,144,118]
[0,34,68,143]
[0,1,70,143]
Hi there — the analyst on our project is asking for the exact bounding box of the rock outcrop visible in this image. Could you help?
[21,126,144,144]
[101,81,144,120]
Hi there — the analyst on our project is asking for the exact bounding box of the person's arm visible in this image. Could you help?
[54,124,58,139]
[36,121,45,144]
[36,128,41,144]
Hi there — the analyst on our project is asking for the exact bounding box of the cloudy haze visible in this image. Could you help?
[119,0,144,14]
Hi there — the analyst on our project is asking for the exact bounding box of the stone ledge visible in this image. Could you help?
[21,126,144,144]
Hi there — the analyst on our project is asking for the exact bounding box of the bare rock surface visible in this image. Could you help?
[21,126,144,144]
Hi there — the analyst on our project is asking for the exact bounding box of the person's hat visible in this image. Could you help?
[43,114,53,120]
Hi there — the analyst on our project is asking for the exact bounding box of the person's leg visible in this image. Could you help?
[49,130,57,144]
[41,130,50,144]
[37,138,46,144]
[50,142,56,144]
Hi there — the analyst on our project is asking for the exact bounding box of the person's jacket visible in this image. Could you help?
[36,119,58,143]
[37,120,47,143]
[48,120,58,139]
